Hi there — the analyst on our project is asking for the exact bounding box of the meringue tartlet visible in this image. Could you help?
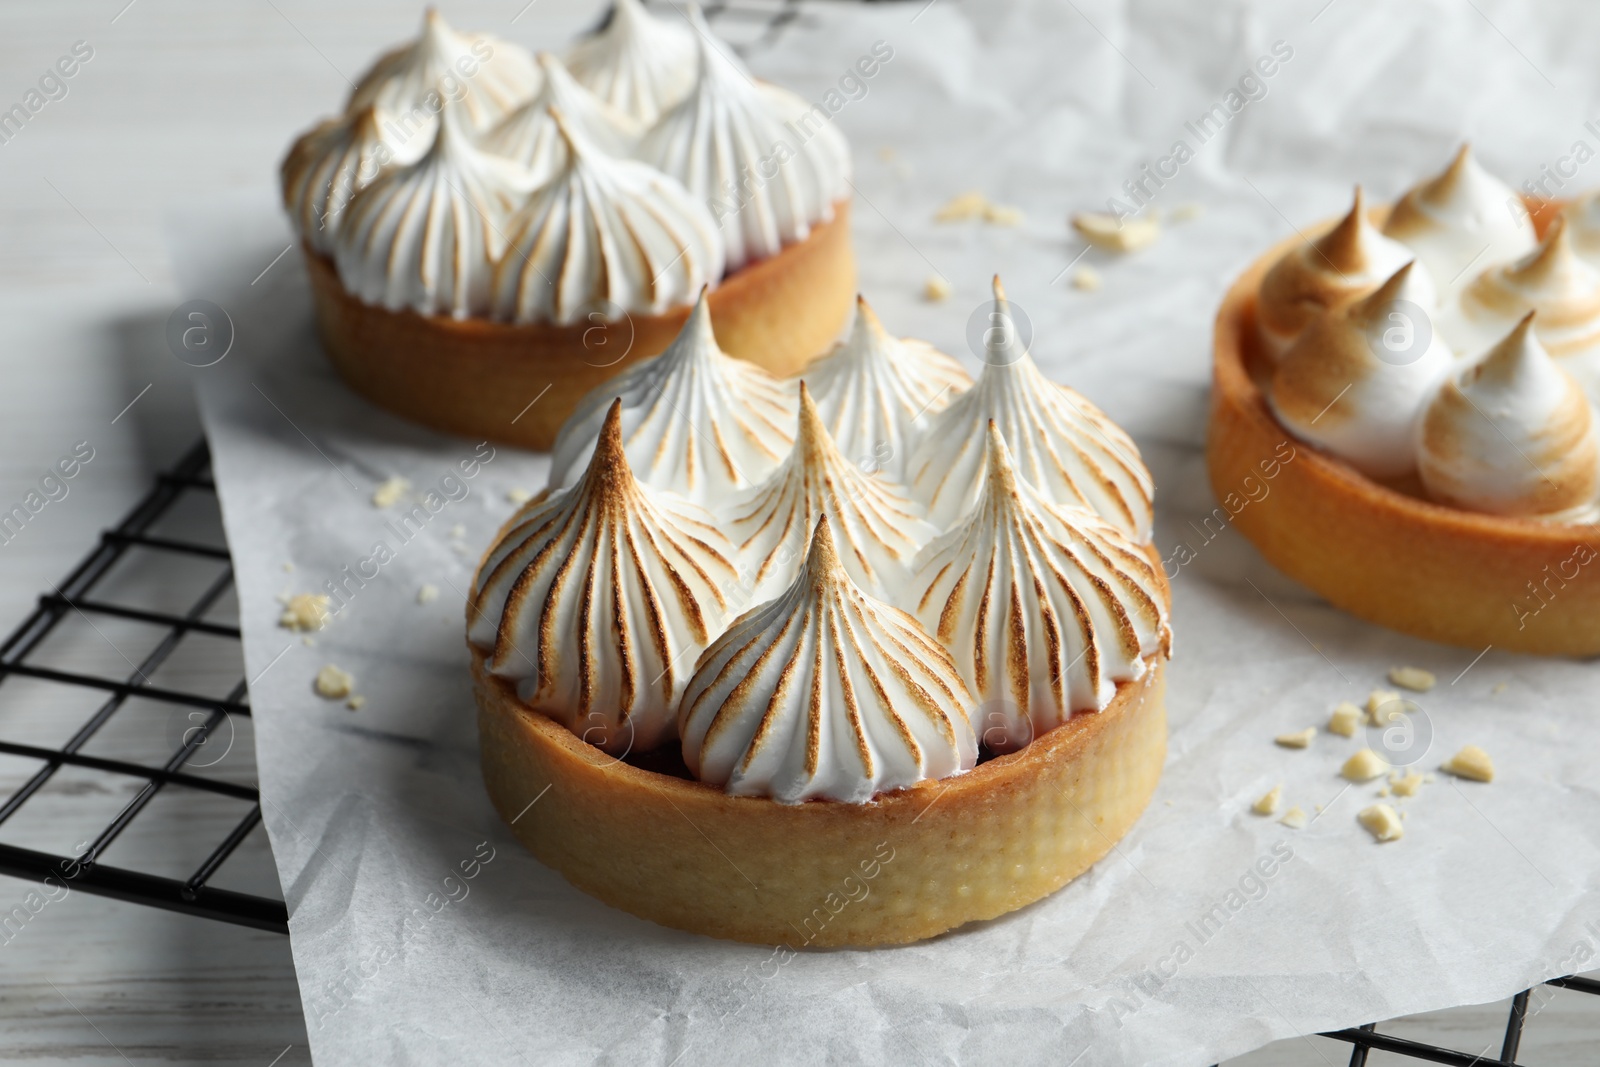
[282,5,855,451]
[471,284,1173,946]
[1210,158,1600,655]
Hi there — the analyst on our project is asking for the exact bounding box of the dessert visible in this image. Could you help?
[1208,150,1600,655]
[281,6,856,451]
[471,282,1172,947]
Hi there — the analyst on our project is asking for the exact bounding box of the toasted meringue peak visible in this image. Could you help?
[1419,313,1600,521]
[911,424,1169,751]
[1269,261,1454,478]
[469,400,742,753]
[565,0,697,125]
[679,516,978,803]
[347,9,537,132]
[1383,145,1535,295]
[479,53,642,183]
[490,107,722,326]
[907,277,1155,540]
[334,115,534,318]
[1258,187,1435,359]
[800,296,972,481]
[636,6,851,272]
[281,106,421,254]
[1442,217,1600,400]
[547,291,796,502]
[726,383,939,603]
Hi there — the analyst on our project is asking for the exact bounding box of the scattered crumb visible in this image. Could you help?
[1358,803,1404,842]
[1442,744,1494,783]
[449,524,467,540]
[1275,726,1316,749]
[1279,806,1308,830]
[1252,784,1282,816]
[279,593,330,632]
[922,275,952,303]
[1377,785,1390,797]
[372,476,410,509]
[1491,682,1508,695]
[1168,202,1204,223]
[1327,701,1363,738]
[1341,748,1389,782]
[313,664,354,700]
[1366,689,1402,725]
[281,562,294,573]
[981,201,1024,226]
[506,487,533,505]
[1070,266,1102,292]
[933,190,988,223]
[1391,770,1426,797]
[346,695,366,711]
[417,584,439,605]
[1388,666,1436,692]
[1400,810,1407,820]
[1071,211,1160,253]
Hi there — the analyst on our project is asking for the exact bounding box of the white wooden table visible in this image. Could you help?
[0,1,1592,1063]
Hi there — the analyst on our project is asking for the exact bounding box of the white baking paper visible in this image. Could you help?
[179,1,1600,1063]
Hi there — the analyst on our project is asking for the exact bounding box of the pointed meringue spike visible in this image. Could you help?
[1472,310,1542,385]
[1316,186,1368,273]
[795,380,828,449]
[982,420,1019,495]
[804,513,843,580]
[1506,214,1573,286]
[1349,260,1417,324]
[991,275,1007,302]
[851,295,888,341]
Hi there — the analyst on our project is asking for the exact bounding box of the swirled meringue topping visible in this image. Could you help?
[480,53,641,185]
[1562,189,1600,269]
[726,383,938,603]
[565,0,697,126]
[636,7,851,272]
[1258,187,1434,359]
[1418,313,1600,522]
[1440,217,1600,400]
[469,400,742,753]
[1269,262,1454,478]
[547,291,795,502]
[335,115,533,318]
[907,277,1155,540]
[679,516,977,803]
[801,296,972,481]
[490,107,722,326]
[281,106,421,254]
[1382,145,1535,296]
[910,423,1170,752]
[347,9,536,133]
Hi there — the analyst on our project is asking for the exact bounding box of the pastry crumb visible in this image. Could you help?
[346,695,366,711]
[1327,701,1362,738]
[449,524,466,540]
[933,190,987,223]
[1366,689,1402,725]
[1358,803,1404,842]
[1341,748,1389,782]
[922,275,952,302]
[372,476,409,508]
[1071,211,1160,253]
[1168,202,1204,223]
[314,664,354,700]
[981,201,1024,226]
[506,487,533,505]
[1275,726,1316,748]
[1279,805,1308,829]
[1390,770,1425,797]
[279,593,330,632]
[1442,744,1494,783]
[1070,266,1102,291]
[1388,666,1436,692]
[1252,784,1282,816]
[417,584,439,605]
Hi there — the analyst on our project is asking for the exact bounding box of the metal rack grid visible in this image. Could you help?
[0,440,284,933]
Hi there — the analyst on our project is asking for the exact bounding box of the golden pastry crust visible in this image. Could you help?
[304,200,855,451]
[1209,208,1600,656]
[473,647,1166,947]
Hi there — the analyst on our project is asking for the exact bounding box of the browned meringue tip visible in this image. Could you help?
[981,419,1019,495]
[585,398,637,489]
[1471,310,1541,385]
[852,293,887,336]
[991,274,1008,302]
[1507,213,1573,285]
[803,513,845,582]
[1317,185,1369,273]
[1349,260,1418,324]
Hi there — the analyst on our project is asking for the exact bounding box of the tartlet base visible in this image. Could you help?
[304,200,855,451]
[1208,217,1600,656]
[473,649,1167,948]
